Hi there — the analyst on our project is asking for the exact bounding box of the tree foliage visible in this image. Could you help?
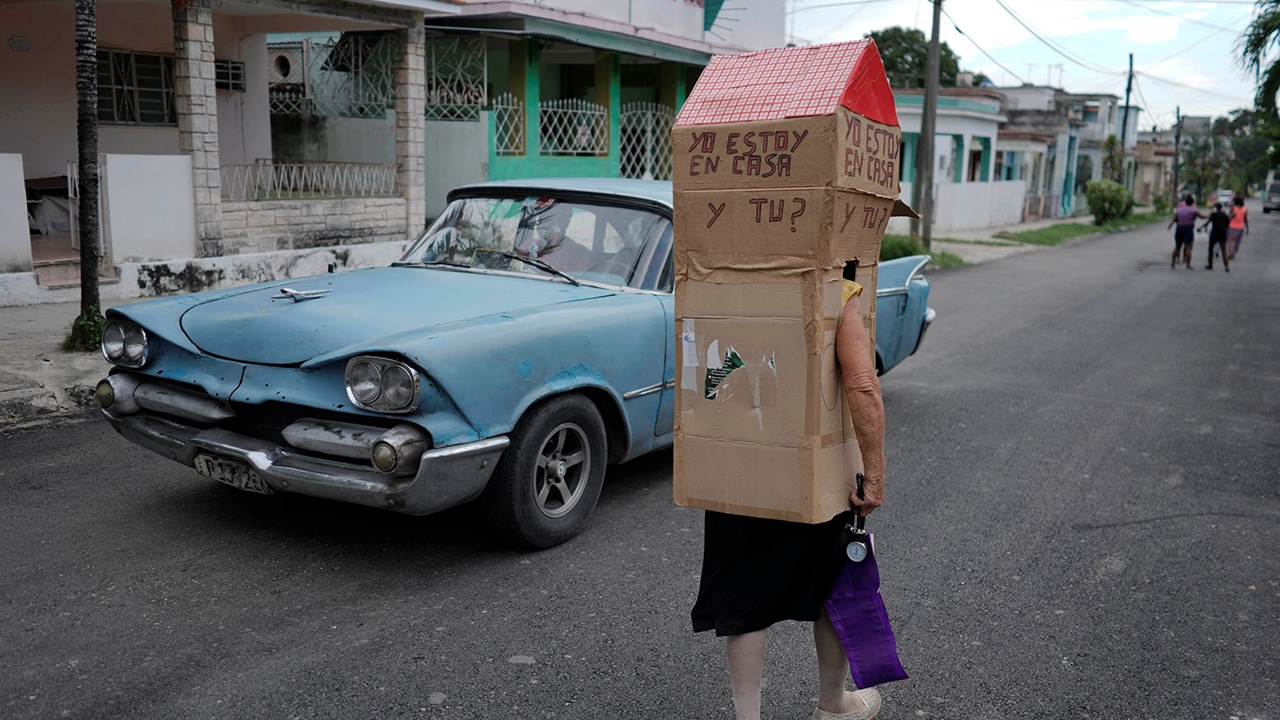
[866,27,960,88]
[1238,2,1280,115]
[1180,134,1235,204]
[1101,135,1125,183]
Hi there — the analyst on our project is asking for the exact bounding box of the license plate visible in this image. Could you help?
[193,454,273,495]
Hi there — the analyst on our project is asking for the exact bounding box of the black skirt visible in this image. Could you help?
[691,509,853,637]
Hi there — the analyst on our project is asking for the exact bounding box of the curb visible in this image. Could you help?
[0,382,99,427]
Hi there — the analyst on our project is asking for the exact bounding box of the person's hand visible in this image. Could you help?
[851,472,884,516]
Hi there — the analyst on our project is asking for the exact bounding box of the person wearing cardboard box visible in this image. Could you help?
[673,40,913,720]
[691,275,886,720]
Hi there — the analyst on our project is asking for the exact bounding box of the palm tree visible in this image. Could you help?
[68,0,101,350]
[1239,1,1280,115]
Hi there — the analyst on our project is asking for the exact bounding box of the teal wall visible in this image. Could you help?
[978,137,991,182]
[486,43,690,181]
[489,43,623,180]
[901,132,918,183]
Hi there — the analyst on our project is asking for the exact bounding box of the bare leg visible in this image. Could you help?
[726,630,767,720]
[814,610,866,714]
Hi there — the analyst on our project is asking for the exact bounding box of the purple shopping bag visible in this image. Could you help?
[824,476,908,689]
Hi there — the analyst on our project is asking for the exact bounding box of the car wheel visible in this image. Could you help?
[1265,208,1271,214]
[482,394,607,549]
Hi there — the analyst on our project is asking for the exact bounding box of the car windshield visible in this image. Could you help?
[399,195,667,287]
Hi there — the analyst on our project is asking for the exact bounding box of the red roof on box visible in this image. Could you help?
[676,40,899,128]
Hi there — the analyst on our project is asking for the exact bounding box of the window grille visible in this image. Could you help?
[215,60,246,92]
[96,49,176,126]
[539,98,608,156]
[620,103,675,180]
[425,36,487,121]
[268,33,395,118]
[492,93,526,156]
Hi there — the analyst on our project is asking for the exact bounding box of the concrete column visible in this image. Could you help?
[659,62,687,112]
[395,17,426,238]
[514,38,540,155]
[172,0,222,257]
[595,50,620,171]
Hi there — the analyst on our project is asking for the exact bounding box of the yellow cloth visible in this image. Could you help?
[841,280,863,306]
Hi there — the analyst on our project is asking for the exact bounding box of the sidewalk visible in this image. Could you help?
[0,301,113,427]
[926,213,1096,266]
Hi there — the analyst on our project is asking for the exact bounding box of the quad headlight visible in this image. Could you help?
[344,356,420,413]
[101,320,149,368]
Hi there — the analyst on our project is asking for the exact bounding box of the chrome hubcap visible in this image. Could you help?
[534,423,590,519]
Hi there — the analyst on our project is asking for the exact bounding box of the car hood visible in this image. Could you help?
[179,267,615,365]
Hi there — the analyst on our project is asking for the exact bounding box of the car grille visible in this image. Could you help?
[224,401,403,447]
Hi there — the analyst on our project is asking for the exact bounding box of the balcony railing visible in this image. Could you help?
[221,162,398,201]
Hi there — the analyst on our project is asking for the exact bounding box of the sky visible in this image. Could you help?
[785,0,1262,130]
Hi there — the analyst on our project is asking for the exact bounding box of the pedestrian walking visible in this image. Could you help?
[1227,195,1248,259]
[1167,195,1205,269]
[1200,202,1231,272]
[692,273,888,720]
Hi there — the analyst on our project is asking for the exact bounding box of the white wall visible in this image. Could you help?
[101,155,197,263]
[424,114,491,219]
[0,3,181,179]
[0,4,268,177]
[325,116,397,165]
[215,34,273,165]
[705,0,785,50]
[0,154,33,274]
[891,180,1028,233]
[534,0,706,43]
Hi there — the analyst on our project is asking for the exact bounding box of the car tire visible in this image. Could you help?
[482,394,607,549]
[1265,208,1271,214]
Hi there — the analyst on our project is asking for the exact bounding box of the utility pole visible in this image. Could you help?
[1172,106,1182,206]
[1121,53,1133,150]
[910,0,942,249]
[1119,53,1133,189]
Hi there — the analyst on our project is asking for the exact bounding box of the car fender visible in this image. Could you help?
[324,293,667,460]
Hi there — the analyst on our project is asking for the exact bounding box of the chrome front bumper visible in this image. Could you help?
[101,403,508,517]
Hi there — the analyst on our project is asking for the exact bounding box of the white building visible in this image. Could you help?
[891,87,1025,233]
[0,0,783,305]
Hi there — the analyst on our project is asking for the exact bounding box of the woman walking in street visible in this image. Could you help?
[692,273,887,720]
[1168,195,1205,269]
[1227,195,1248,259]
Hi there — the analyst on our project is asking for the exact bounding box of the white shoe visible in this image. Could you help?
[810,687,882,720]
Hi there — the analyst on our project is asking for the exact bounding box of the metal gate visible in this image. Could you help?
[620,103,675,181]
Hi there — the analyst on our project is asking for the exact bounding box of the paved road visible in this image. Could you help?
[3,210,1277,719]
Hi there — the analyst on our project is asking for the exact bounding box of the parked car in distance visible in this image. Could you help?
[96,179,936,548]
[1264,182,1280,213]
[1215,189,1234,207]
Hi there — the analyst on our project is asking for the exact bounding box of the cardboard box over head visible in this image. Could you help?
[672,39,914,524]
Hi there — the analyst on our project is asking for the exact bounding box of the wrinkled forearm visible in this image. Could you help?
[843,368,885,480]
[835,293,886,483]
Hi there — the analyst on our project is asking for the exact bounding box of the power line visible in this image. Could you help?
[941,7,1026,84]
[1137,71,1253,102]
[1115,0,1240,32]
[992,0,1126,76]
[1140,12,1253,73]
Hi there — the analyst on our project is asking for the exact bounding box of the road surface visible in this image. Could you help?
[2,209,1276,719]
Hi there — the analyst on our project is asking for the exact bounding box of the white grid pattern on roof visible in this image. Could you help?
[676,40,872,126]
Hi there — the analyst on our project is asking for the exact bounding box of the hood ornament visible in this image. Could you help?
[271,287,331,302]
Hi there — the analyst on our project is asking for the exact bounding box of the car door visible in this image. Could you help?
[651,227,675,437]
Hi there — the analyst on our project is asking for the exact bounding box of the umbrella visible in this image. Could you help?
[824,474,908,689]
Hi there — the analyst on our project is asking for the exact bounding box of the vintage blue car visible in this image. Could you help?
[96,179,934,548]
